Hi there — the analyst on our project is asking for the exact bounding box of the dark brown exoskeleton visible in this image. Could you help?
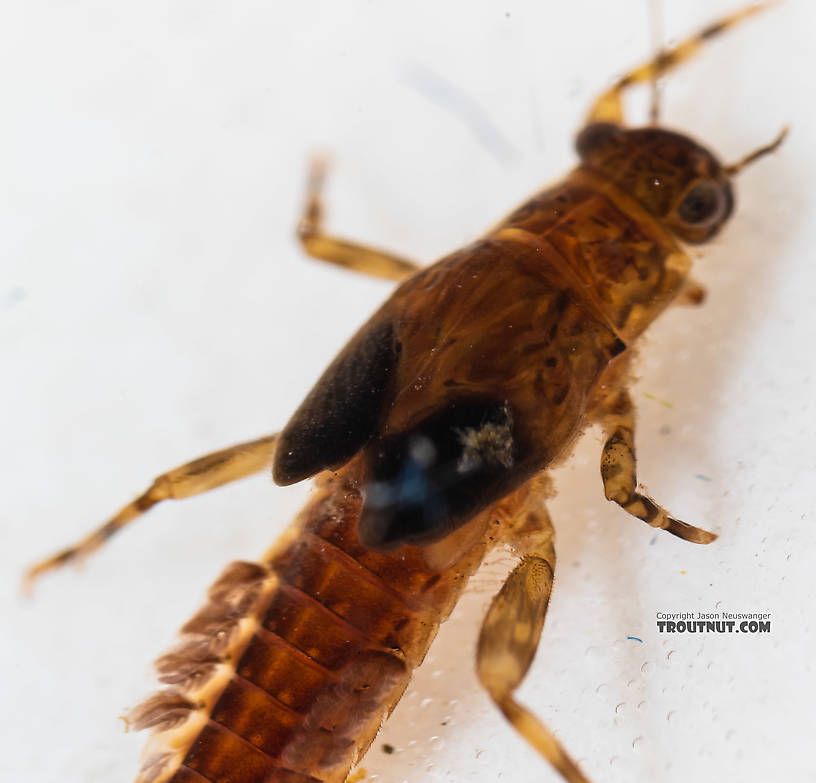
[26,6,786,783]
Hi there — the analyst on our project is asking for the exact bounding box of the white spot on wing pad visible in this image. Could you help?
[455,404,514,473]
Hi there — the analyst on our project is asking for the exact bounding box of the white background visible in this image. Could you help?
[2,1,814,782]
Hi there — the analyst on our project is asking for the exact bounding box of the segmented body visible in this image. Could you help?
[133,161,688,783]
[134,459,494,783]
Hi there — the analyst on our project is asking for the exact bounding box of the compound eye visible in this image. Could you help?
[676,181,726,226]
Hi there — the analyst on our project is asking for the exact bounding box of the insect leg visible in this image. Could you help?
[587,3,770,124]
[297,157,422,282]
[477,517,590,783]
[24,433,278,588]
[599,389,716,544]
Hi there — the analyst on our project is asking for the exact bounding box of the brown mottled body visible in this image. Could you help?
[26,7,785,783]
[492,167,689,343]
[134,460,522,783]
[131,158,691,783]
[360,165,684,486]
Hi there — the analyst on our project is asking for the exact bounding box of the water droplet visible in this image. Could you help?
[615,702,625,714]
[637,700,646,711]
[429,735,445,751]
[596,683,608,694]
[420,697,434,709]
[667,650,676,661]
[632,735,644,751]
[641,662,650,674]
[667,710,676,722]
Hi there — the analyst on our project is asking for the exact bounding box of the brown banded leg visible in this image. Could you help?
[477,514,590,783]
[297,157,422,282]
[599,389,716,544]
[588,3,770,123]
[24,433,279,589]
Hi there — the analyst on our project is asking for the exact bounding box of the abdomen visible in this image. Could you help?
[133,462,485,783]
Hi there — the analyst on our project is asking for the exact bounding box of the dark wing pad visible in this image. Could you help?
[358,397,519,550]
[273,319,400,485]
